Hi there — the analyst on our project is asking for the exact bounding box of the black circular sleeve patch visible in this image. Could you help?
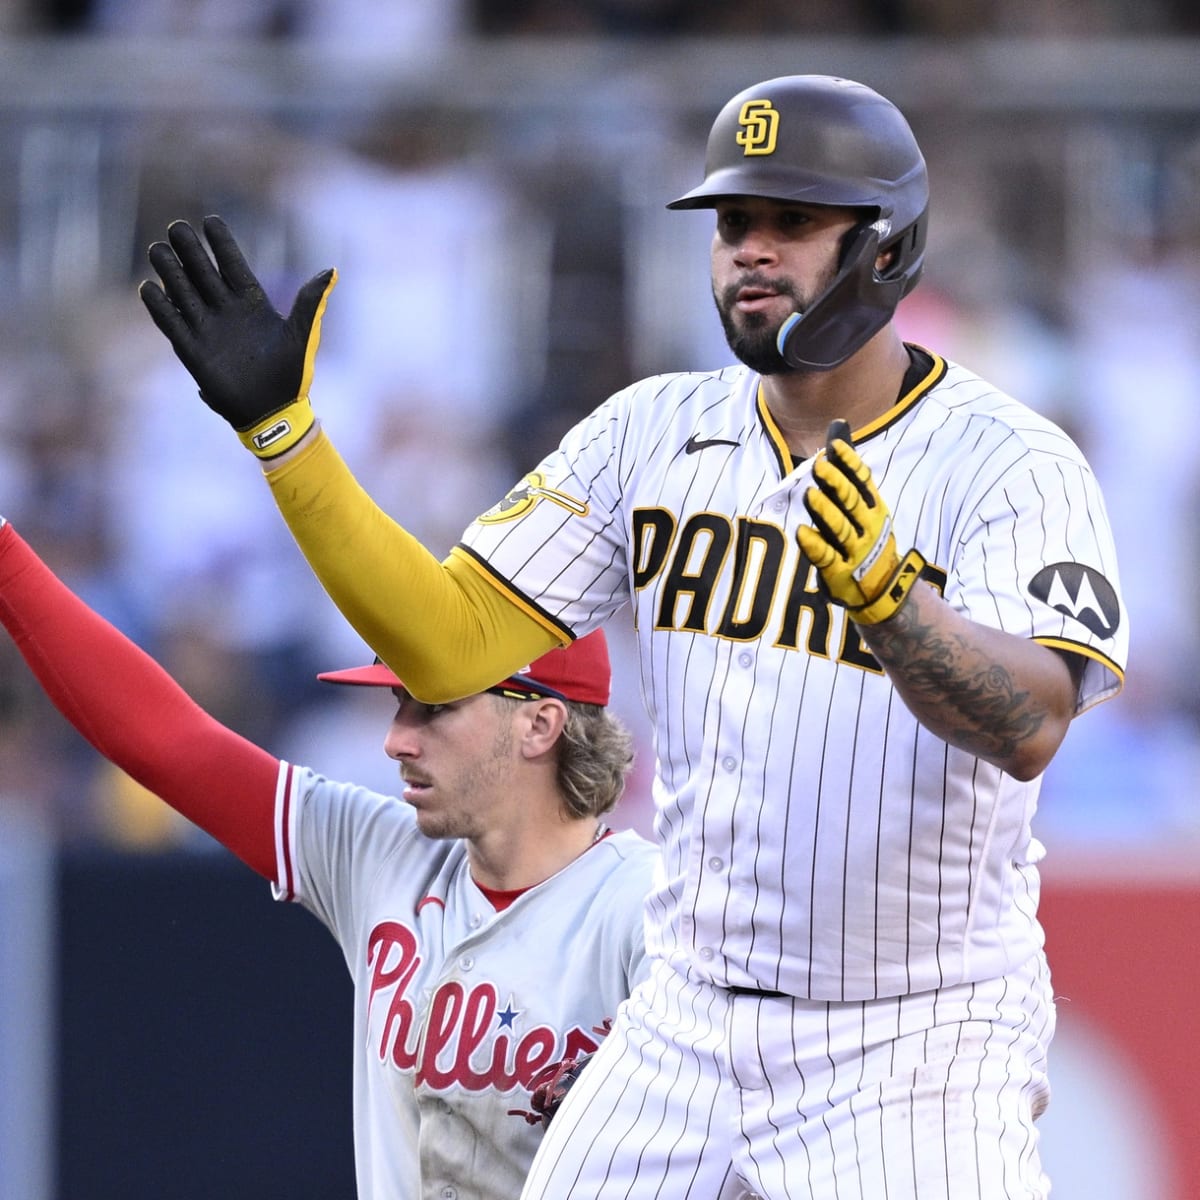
[1028,563,1121,638]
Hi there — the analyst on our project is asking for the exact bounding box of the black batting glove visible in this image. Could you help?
[139,215,337,459]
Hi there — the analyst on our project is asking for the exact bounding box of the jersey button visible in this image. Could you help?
[469,913,483,928]
[699,947,714,961]
[440,1188,458,1200]
[459,955,475,971]
[722,756,737,772]
[707,857,724,872]
[738,652,752,668]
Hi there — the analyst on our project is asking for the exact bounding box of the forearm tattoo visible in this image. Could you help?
[865,598,1046,760]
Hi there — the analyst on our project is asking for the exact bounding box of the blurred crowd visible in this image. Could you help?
[4,0,1198,37]
[0,12,1198,856]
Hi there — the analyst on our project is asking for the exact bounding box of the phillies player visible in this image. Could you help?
[141,76,1127,1199]
[0,515,655,1200]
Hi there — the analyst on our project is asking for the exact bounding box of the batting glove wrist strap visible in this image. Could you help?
[849,547,927,625]
[236,395,315,459]
[139,215,336,460]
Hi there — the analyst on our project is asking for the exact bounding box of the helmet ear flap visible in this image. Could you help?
[849,213,925,288]
[777,219,920,371]
[835,215,890,272]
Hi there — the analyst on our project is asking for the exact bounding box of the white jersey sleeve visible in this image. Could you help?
[902,361,1125,711]
[270,766,656,1200]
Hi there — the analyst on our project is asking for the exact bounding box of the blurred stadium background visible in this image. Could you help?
[1,3,1198,1197]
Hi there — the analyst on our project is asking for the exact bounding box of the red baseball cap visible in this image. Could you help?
[316,629,612,706]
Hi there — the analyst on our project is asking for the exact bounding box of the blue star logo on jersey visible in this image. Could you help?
[496,1001,520,1030]
[1028,563,1120,639]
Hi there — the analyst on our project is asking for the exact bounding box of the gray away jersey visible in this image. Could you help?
[270,766,657,1200]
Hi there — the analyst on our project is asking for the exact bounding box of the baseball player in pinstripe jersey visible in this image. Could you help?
[141,74,1127,1199]
[0,517,655,1200]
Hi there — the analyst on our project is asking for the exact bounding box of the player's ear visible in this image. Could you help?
[519,698,568,760]
[874,245,898,274]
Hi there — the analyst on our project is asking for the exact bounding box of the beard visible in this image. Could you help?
[716,307,791,375]
[713,274,806,375]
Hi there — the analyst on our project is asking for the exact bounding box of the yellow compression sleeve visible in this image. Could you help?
[264,429,563,701]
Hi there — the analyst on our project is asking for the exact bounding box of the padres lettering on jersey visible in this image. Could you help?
[630,505,947,670]
[460,350,1127,1003]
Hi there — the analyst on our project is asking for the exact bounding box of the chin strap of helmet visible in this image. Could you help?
[776,219,911,372]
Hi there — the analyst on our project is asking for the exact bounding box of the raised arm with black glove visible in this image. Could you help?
[138,215,559,702]
[139,215,336,460]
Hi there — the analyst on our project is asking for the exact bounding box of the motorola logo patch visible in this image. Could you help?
[1028,563,1120,638]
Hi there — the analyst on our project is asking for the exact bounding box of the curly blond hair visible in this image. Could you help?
[554,701,636,819]
[494,696,635,819]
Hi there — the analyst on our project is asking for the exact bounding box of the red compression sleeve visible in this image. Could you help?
[0,524,280,879]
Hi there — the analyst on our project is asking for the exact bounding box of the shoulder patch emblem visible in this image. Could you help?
[477,472,590,525]
[1028,563,1120,638]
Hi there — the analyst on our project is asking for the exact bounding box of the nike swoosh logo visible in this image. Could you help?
[685,435,741,455]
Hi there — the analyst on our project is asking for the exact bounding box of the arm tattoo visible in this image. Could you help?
[865,600,1046,761]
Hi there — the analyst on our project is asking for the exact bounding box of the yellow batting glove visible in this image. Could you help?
[797,420,926,625]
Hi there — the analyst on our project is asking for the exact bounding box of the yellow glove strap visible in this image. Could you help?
[850,548,927,626]
[237,395,315,459]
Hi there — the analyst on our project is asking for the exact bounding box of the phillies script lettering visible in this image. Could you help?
[367,920,601,1092]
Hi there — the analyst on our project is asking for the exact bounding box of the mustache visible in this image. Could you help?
[717,272,803,311]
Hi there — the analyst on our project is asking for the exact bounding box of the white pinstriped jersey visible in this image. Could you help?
[459,348,1127,1003]
[269,764,656,1200]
